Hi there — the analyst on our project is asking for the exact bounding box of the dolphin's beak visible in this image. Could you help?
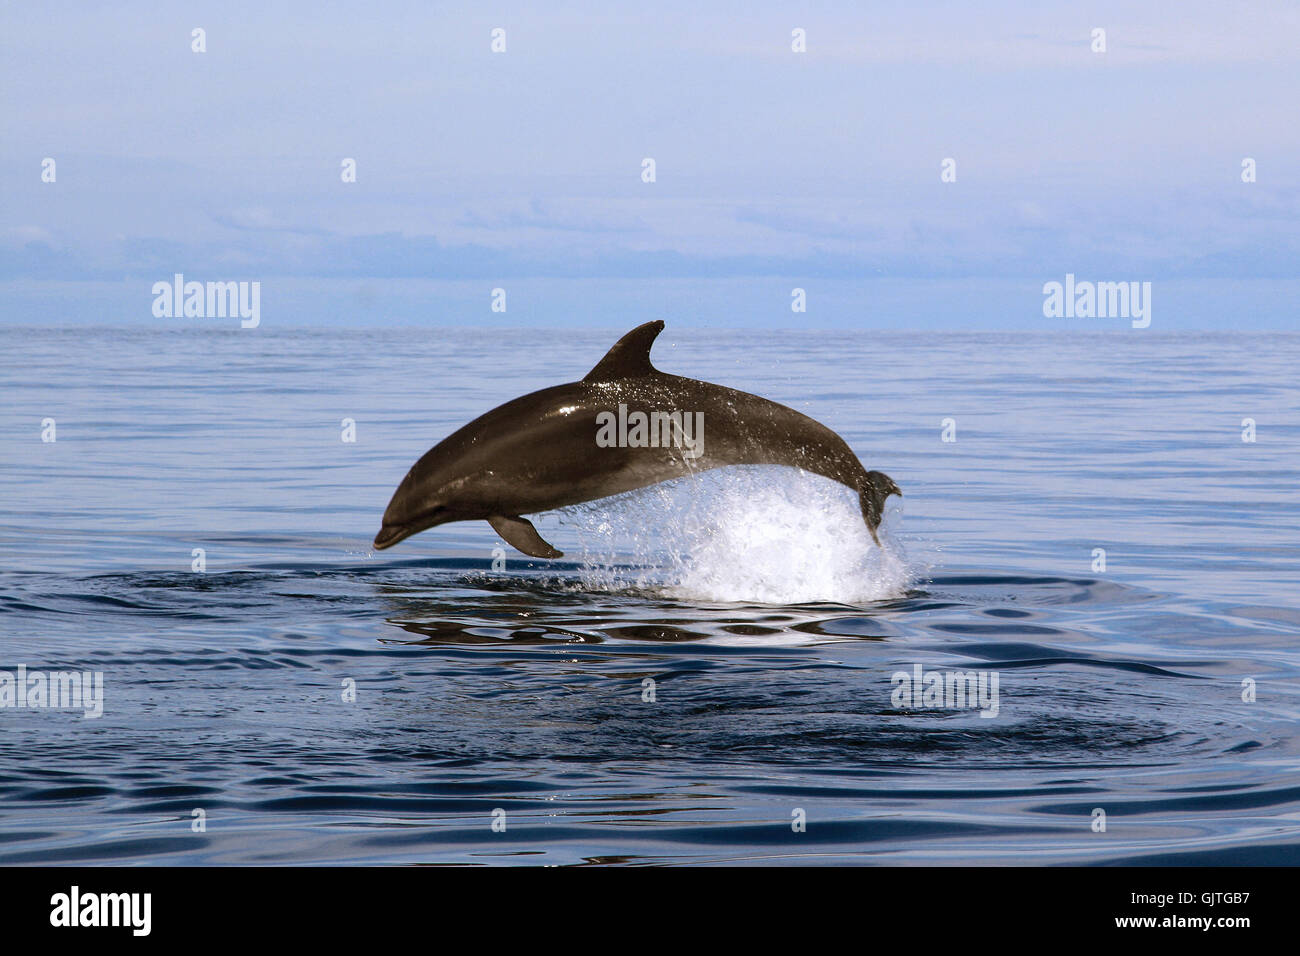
[373,523,412,550]
[373,500,455,550]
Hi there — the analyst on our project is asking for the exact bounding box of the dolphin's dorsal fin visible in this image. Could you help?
[583,320,664,382]
[488,514,563,559]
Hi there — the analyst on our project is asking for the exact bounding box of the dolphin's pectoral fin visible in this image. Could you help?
[488,514,563,559]
[583,320,664,382]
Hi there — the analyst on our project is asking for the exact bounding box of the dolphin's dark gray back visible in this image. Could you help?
[580,321,901,543]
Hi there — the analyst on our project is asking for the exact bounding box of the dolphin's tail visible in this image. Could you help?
[857,470,901,546]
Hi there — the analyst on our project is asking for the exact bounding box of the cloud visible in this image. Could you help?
[458,199,650,235]
[209,207,328,236]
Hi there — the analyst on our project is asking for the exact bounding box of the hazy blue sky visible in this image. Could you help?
[2,1,1297,328]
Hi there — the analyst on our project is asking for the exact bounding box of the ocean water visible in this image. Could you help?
[1,324,1298,866]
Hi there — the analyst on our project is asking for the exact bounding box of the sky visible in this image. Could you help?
[1,1,1297,329]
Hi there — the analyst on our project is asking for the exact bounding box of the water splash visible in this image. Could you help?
[557,467,910,605]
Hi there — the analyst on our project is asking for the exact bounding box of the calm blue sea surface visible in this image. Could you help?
[1,325,1297,865]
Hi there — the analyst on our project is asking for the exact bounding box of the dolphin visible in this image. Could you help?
[373,321,900,557]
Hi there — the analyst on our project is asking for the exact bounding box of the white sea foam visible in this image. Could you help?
[556,467,910,605]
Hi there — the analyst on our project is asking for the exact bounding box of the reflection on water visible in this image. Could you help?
[2,555,1295,865]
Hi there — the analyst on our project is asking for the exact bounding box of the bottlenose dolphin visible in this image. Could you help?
[373,321,900,557]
